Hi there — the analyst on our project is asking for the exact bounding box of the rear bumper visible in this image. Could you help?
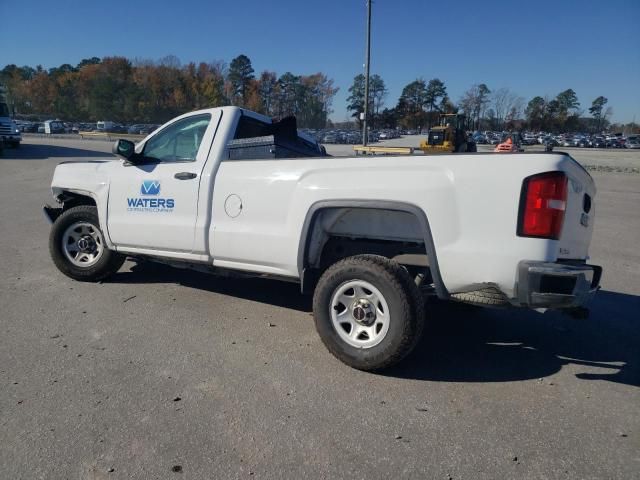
[515,261,602,308]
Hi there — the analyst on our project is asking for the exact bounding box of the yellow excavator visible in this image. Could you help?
[354,113,476,155]
[419,113,476,153]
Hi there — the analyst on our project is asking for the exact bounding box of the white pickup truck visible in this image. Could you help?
[44,106,602,370]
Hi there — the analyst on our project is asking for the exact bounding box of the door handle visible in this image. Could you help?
[174,172,197,180]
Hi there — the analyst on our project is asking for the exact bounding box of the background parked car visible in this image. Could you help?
[625,137,640,149]
[127,124,146,134]
[44,120,66,134]
[139,124,159,135]
[472,133,488,144]
[21,122,38,133]
[574,136,589,147]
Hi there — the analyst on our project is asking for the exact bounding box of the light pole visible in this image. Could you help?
[362,0,372,146]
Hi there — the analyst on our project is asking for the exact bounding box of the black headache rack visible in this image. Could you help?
[227,115,328,160]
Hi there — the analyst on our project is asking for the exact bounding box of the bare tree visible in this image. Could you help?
[158,55,181,68]
[492,88,524,130]
[459,83,491,130]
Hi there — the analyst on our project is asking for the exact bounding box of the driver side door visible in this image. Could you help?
[107,112,217,253]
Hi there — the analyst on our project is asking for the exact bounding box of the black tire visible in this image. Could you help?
[49,205,125,282]
[312,255,425,371]
[12,142,20,149]
[450,286,509,307]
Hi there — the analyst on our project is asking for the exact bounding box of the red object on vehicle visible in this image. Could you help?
[518,172,568,239]
[495,136,521,152]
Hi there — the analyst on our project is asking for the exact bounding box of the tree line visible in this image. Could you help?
[1,55,631,133]
[0,55,338,129]
[346,74,620,133]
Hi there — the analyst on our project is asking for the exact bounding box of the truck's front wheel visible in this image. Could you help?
[49,205,125,282]
[312,255,425,371]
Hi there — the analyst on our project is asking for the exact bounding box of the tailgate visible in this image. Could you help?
[557,158,596,260]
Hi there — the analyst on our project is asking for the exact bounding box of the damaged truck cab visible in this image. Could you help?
[44,106,601,370]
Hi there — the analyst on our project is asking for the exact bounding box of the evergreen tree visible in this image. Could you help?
[227,54,255,106]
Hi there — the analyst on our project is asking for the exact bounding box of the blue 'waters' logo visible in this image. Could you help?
[141,180,161,195]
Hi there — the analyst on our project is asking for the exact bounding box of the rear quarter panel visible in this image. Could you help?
[210,156,456,276]
[210,153,593,299]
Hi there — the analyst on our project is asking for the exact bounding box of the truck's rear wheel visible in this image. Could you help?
[313,255,425,371]
[49,205,125,282]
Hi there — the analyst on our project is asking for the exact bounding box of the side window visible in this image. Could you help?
[143,114,211,162]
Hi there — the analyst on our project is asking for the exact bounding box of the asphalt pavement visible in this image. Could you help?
[0,137,638,479]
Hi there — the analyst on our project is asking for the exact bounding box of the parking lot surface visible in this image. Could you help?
[1,137,639,479]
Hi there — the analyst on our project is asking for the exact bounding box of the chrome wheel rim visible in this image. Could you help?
[330,280,390,349]
[61,221,104,267]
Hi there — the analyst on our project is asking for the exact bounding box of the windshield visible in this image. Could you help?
[0,103,10,117]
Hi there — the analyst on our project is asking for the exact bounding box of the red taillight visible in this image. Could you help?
[518,172,568,240]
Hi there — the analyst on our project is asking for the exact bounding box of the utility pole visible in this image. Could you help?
[362,0,372,146]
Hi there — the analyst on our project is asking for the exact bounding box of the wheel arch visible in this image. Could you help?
[47,189,114,248]
[297,200,448,299]
[56,190,97,208]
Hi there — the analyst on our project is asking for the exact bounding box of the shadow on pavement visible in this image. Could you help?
[110,261,312,313]
[386,290,639,387]
[110,261,639,387]
[0,143,111,160]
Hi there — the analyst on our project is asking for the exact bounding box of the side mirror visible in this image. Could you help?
[113,139,136,160]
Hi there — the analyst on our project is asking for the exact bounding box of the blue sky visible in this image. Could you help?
[2,0,639,122]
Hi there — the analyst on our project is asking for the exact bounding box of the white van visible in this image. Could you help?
[96,121,116,132]
[44,120,65,134]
